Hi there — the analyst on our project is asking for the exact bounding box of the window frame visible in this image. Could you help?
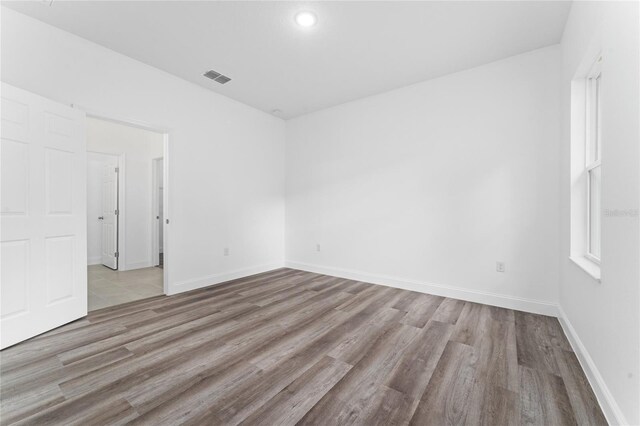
[584,58,602,265]
[586,160,601,264]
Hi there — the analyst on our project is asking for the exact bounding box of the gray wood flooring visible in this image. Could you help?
[0,268,607,425]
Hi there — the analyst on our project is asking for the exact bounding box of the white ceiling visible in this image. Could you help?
[3,1,571,119]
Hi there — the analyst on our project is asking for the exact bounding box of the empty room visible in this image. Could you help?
[0,1,638,425]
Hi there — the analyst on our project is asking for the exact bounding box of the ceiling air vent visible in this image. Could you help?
[214,75,231,84]
[203,70,221,80]
[203,70,232,85]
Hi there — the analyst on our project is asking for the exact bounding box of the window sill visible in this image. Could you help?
[569,256,601,282]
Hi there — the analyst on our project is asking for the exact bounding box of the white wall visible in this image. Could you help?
[87,118,163,270]
[559,2,640,424]
[1,7,286,295]
[286,46,561,314]
[87,152,117,265]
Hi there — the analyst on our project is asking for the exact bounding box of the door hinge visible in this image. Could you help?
[115,252,119,258]
[115,209,119,215]
[115,167,119,173]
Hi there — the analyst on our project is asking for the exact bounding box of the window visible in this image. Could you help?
[585,58,601,263]
[570,52,602,280]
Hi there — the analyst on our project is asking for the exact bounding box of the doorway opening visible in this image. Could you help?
[86,116,168,311]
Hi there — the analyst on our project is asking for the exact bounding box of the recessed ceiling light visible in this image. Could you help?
[295,11,317,28]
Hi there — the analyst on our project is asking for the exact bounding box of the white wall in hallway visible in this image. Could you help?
[286,46,562,311]
[87,118,163,270]
[1,7,286,294]
[559,2,640,424]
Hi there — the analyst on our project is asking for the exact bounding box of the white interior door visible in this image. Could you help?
[100,159,118,269]
[152,157,163,266]
[158,160,163,255]
[1,83,88,349]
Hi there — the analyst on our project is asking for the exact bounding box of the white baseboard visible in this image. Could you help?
[557,305,628,426]
[169,262,285,295]
[87,256,102,266]
[285,260,559,316]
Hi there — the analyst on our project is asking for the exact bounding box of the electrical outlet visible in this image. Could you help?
[224,247,230,256]
[316,244,321,252]
[496,261,505,273]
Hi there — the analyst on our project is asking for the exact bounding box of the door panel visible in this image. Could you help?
[0,82,87,349]
[0,240,29,319]
[45,236,75,305]
[1,139,28,215]
[45,148,74,214]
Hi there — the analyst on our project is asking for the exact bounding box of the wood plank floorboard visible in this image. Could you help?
[0,268,607,425]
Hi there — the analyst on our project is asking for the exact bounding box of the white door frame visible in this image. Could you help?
[87,151,125,270]
[79,106,171,295]
[151,156,163,267]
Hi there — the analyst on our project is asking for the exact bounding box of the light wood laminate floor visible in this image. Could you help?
[1,268,606,425]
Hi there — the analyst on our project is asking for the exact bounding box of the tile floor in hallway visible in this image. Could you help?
[88,264,164,311]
